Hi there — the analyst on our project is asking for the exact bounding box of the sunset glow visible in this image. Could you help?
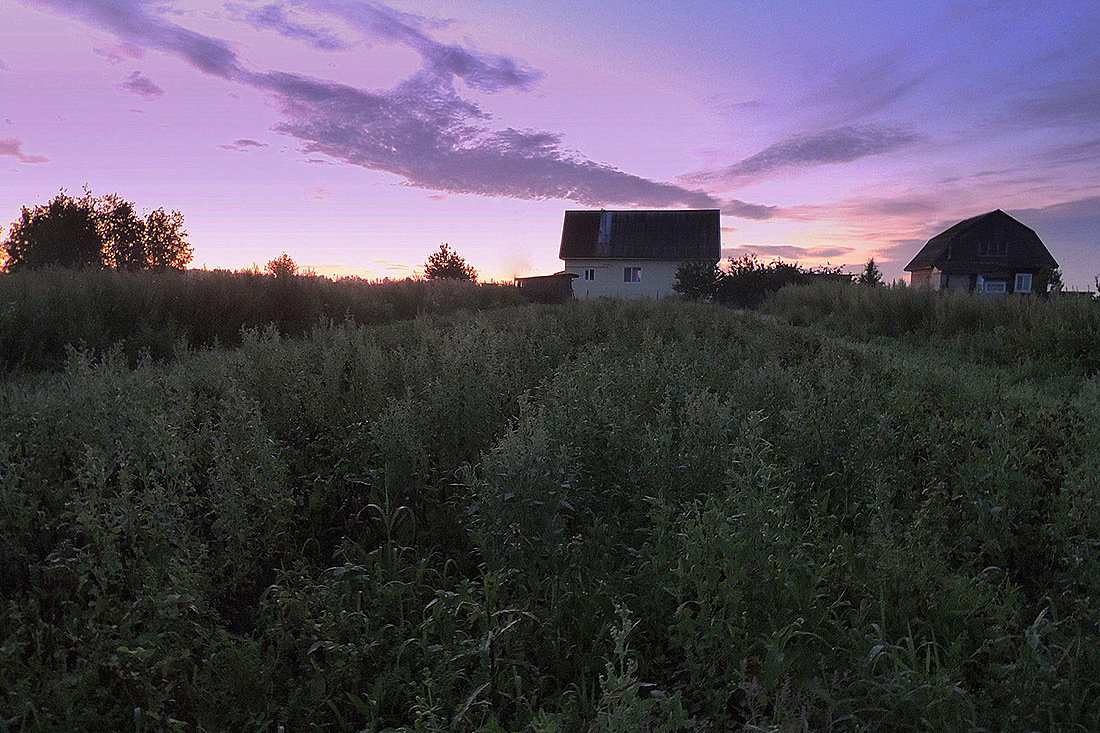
[2,0,1098,287]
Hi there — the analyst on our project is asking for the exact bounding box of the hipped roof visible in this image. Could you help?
[559,209,721,261]
[904,210,1058,272]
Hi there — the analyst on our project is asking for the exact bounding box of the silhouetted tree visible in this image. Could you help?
[1,189,191,272]
[858,258,884,287]
[1,191,103,271]
[97,193,146,270]
[715,254,806,307]
[144,208,192,270]
[1034,266,1063,296]
[673,260,722,300]
[424,243,477,281]
[266,252,298,278]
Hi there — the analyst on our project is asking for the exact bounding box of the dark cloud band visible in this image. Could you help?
[686,125,922,186]
[22,0,774,215]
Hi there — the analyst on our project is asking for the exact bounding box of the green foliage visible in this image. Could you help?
[1034,266,1063,296]
[1,189,192,272]
[716,254,808,307]
[672,260,721,301]
[1,191,103,270]
[2,295,1100,730]
[424,243,478,281]
[766,280,1100,374]
[0,269,524,372]
[858,257,884,287]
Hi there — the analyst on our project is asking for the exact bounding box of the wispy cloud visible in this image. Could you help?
[0,138,49,164]
[785,195,942,222]
[1009,78,1100,129]
[810,52,933,124]
[94,43,143,64]
[23,0,777,214]
[225,2,351,51]
[723,244,854,260]
[218,138,268,151]
[0,59,9,71]
[119,71,164,98]
[685,125,923,187]
[278,0,541,92]
[720,198,780,220]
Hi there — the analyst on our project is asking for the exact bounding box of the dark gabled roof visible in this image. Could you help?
[559,209,721,261]
[904,210,1058,272]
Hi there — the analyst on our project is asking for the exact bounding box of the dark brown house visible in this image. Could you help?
[905,210,1058,294]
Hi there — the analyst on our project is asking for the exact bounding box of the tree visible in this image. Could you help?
[424,243,477,281]
[858,258,884,287]
[96,193,146,270]
[715,254,806,307]
[1,191,103,271]
[1,189,192,272]
[673,260,722,301]
[143,208,192,270]
[266,252,298,278]
[1034,267,1063,296]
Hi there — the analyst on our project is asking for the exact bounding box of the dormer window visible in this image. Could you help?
[979,240,1007,257]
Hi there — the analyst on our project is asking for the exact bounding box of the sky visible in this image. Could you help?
[1,0,1099,288]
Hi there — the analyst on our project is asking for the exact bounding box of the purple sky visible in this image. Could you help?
[2,0,1098,287]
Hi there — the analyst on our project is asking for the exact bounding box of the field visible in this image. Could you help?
[2,273,1100,731]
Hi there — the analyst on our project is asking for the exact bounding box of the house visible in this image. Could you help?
[559,209,721,299]
[905,210,1058,294]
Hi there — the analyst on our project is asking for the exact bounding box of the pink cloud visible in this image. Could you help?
[0,138,49,164]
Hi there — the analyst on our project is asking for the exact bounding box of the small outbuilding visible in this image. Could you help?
[904,210,1058,294]
[514,272,577,303]
[559,209,721,299]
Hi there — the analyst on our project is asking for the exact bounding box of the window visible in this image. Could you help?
[979,240,1007,257]
[623,266,641,283]
[583,269,596,281]
[983,280,1007,293]
[1015,273,1032,293]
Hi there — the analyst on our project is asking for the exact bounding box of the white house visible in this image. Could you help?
[559,209,721,299]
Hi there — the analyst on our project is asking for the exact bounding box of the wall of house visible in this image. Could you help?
[911,268,947,290]
[563,259,685,299]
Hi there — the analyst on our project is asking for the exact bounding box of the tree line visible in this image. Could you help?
[1,189,192,272]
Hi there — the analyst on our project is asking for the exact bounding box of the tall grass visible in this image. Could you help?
[0,268,524,372]
[1,297,1099,729]
[767,281,1100,373]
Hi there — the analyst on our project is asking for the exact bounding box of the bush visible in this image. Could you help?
[2,297,1100,729]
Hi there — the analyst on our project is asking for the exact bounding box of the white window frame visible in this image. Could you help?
[1014,273,1032,293]
[583,269,595,281]
[623,266,642,283]
[984,280,1007,293]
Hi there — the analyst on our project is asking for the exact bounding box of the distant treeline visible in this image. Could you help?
[0,269,523,372]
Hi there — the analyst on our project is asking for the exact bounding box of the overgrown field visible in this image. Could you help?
[0,269,524,372]
[2,286,1100,730]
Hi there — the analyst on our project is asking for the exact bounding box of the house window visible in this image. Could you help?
[623,266,641,283]
[583,269,596,281]
[1015,273,1032,293]
[979,240,1008,257]
[983,280,1007,294]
